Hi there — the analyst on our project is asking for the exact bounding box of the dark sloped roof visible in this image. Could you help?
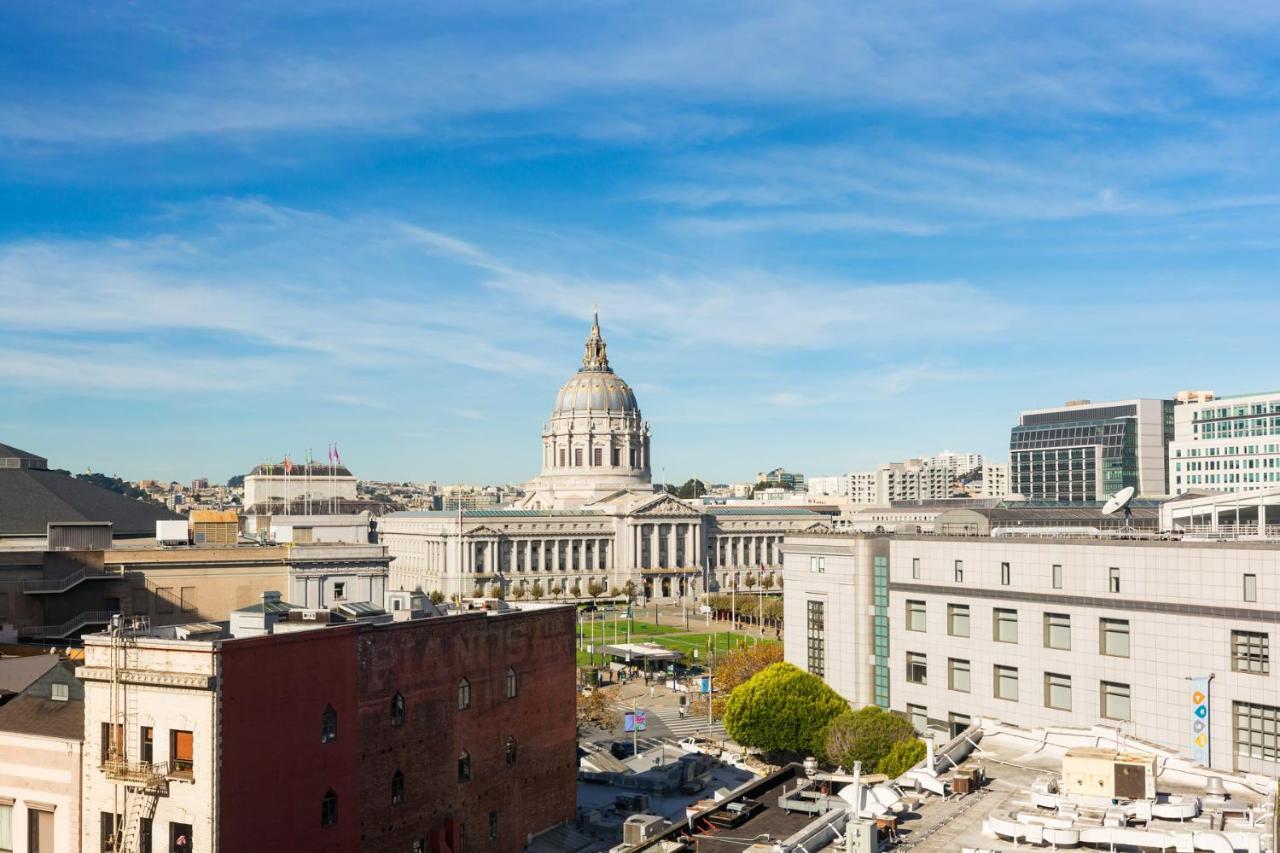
[0,442,47,466]
[0,655,60,695]
[0,693,84,740]
[249,462,353,477]
[0,468,181,537]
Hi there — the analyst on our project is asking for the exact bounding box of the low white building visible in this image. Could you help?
[243,462,356,514]
[783,531,1280,776]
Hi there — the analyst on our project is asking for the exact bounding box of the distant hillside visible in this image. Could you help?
[74,472,165,506]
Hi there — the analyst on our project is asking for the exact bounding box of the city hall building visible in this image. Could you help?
[380,315,830,601]
[783,531,1280,777]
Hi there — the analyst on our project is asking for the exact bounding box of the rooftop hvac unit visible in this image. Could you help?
[156,520,190,545]
[622,814,666,845]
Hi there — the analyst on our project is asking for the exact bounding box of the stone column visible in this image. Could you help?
[650,524,660,569]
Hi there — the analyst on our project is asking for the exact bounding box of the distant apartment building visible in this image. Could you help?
[79,601,576,853]
[756,468,805,491]
[876,459,957,504]
[1009,398,1173,501]
[929,451,984,477]
[807,473,876,504]
[784,532,1280,776]
[1169,390,1280,496]
[980,462,1010,498]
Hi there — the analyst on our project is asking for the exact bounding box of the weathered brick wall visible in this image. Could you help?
[357,606,577,851]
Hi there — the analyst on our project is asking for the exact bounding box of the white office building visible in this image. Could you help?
[1169,390,1280,496]
[784,532,1280,776]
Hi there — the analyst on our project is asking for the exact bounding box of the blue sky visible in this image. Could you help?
[2,1,1279,484]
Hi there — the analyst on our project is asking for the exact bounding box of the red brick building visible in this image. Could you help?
[356,607,578,852]
[94,603,577,852]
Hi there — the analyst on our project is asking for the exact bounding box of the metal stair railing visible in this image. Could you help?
[21,567,106,594]
[18,609,117,640]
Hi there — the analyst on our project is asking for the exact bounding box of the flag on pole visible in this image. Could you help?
[283,455,293,475]
[333,444,341,465]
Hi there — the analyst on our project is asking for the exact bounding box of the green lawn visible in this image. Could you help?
[576,616,780,669]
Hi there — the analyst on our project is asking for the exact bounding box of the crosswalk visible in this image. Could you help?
[649,705,727,739]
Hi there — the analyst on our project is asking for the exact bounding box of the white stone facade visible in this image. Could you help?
[80,633,218,853]
[783,533,1280,776]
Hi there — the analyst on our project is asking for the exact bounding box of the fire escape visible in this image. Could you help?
[101,614,172,853]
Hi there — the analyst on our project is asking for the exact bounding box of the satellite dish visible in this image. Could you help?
[1102,486,1136,516]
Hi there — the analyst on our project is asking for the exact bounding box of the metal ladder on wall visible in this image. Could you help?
[105,615,168,853]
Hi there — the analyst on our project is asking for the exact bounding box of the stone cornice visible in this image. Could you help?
[80,667,216,690]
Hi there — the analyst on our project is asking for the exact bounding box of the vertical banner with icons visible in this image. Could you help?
[1190,676,1211,766]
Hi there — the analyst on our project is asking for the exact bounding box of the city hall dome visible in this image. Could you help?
[552,314,640,415]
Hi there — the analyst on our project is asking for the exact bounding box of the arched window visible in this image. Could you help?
[391,770,405,805]
[457,678,471,711]
[320,704,337,744]
[457,751,471,783]
[391,692,405,727]
[321,789,338,828]
[505,667,517,699]
[505,736,517,767]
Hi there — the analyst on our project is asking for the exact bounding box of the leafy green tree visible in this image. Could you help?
[877,737,927,778]
[677,478,707,499]
[226,474,246,488]
[570,581,582,598]
[722,663,847,756]
[587,580,605,598]
[429,590,445,604]
[761,574,775,591]
[531,581,545,600]
[487,583,503,599]
[744,573,757,590]
[822,706,916,773]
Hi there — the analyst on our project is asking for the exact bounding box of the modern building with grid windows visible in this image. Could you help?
[1009,398,1173,501]
[783,531,1280,776]
[1169,390,1280,496]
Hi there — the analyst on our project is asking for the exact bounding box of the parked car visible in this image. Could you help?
[610,741,634,760]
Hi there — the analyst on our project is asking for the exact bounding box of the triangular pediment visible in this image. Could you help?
[629,494,703,518]
[463,524,505,537]
[802,522,833,533]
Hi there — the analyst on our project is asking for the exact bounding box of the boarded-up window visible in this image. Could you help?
[180,587,197,614]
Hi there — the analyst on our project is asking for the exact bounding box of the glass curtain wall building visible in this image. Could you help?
[1010,399,1173,501]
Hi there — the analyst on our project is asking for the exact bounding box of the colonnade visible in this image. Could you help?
[711,533,786,569]
[632,522,701,570]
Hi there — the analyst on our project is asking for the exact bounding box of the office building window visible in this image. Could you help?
[170,730,194,777]
[506,667,518,699]
[993,608,1018,643]
[574,448,583,466]
[0,803,10,853]
[321,705,337,743]
[1100,619,1130,658]
[457,751,471,783]
[1108,567,1121,594]
[457,678,471,710]
[1000,562,1010,586]
[28,808,53,853]
[948,712,971,739]
[994,665,1018,701]
[392,770,405,805]
[907,704,928,734]
[912,558,920,579]
[51,683,68,702]
[391,693,405,726]
[809,556,825,573]
[947,604,970,637]
[906,652,927,685]
[1233,631,1270,674]
[954,560,964,582]
[141,726,153,764]
[948,658,970,693]
[1052,564,1063,589]
[489,811,499,841]
[1235,701,1280,761]
[321,791,338,828]
[1101,681,1131,721]
[1044,613,1071,650]
[1244,574,1258,602]
[593,447,602,466]
[1044,672,1072,711]
[906,600,926,632]
[139,817,152,853]
[806,600,826,676]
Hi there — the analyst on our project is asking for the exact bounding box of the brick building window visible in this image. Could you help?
[489,811,499,840]
[321,705,337,743]
[171,730,194,777]
[505,736,517,766]
[391,693,405,726]
[458,751,471,783]
[321,790,337,828]
[457,678,471,710]
[506,667,518,699]
[392,770,405,805]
